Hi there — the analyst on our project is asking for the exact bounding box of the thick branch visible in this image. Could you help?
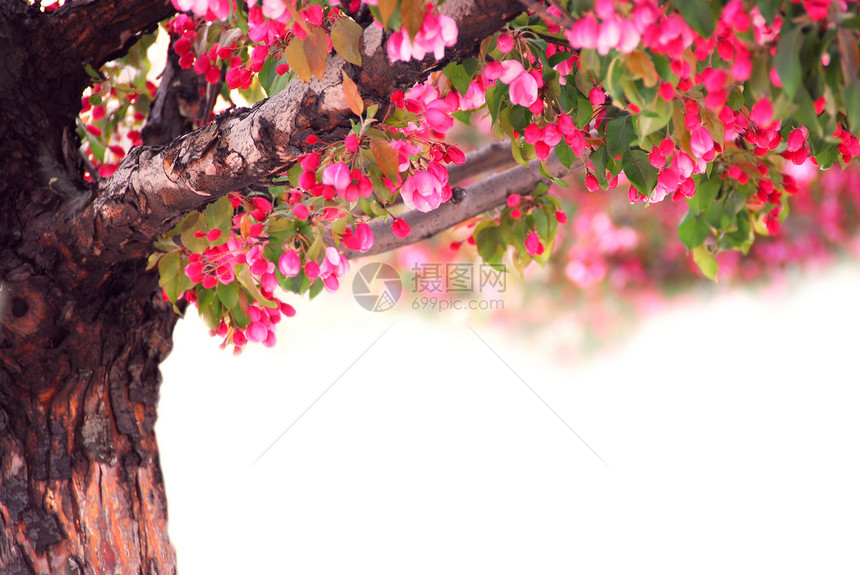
[48,0,174,69]
[449,140,515,185]
[86,0,524,259]
[349,152,584,258]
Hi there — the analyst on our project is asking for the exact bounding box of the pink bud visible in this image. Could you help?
[525,232,544,256]
[658,82,675,101]
[305,261,320,280]
[496,32,514,54]
[278,249,301,277]
[345,134,359,152]
[392,218,411,238]
[589,87,606,106]
[506,194,521,208]
[786,127,807,152]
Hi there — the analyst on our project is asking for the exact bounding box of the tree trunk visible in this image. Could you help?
[0,276,179,575]
[1,2,179,573]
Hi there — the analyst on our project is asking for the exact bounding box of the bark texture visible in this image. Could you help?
[1,2,179,574]
[0,1,527,573]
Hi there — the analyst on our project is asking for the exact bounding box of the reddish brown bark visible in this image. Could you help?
[0,1,525,573]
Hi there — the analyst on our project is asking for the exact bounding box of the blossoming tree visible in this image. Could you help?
[1,0,859,572]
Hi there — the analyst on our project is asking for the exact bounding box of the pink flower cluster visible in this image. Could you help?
[565,0,696,56]
[387,7,458,62]
[399,161,452,213]
[523,114,585,160]
[297,154,374,203]
[484,60,543,110]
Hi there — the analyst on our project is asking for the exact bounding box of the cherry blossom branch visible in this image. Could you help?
[347,151,583,258]
[387,140,515,208]
[87,0,525,258]
[47,0,174,69]
[447,140,516,185]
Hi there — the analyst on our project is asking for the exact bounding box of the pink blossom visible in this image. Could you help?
[616,20,641,54]
[386,11,458,62]
[750,99,774,128]
[305,261,320,280]
[597,17,622,55]
[399,163,451,213]
[343,223,374,253]
[566,15,599,50]
[322,162,352,193]
[319,246,349,292]
[458,81,486,110]
[509,72,539,107]
[594,0,616,19]
[690,127,715,158]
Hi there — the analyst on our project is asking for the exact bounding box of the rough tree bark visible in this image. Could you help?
[0,0,527,573]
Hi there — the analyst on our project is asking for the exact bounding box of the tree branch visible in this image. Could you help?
[86,0,525,258]
[141,35,220,147]
[448,140,515,185]
[47,0,174,69]
[347,151,584,258]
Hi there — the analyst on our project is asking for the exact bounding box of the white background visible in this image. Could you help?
[159,261,860,574]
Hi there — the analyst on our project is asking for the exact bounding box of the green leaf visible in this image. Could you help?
[216,281,240,310]
[815,142,839,168]
[774,26,803,101]
[236,265,278,308]
[605,114,637,158]
[678,210,710,250]
[672,0,716,38]
[574,90,593,129]
[635,97,672,140]
[756,0,779,25]
[555,139,576,169]
[204,196,233,229]
[845,78,860,132]
[474,221,506,264]
[692,245,718,281]
[180,211,208,253]
[511,139,529,166]
[533,206,550,238]
[330,18,362,66]
[443,61,475,95]
[590,146,609,189]
[158,251,183,303]
[257,56,291,97]
[686,176,720,213]
[621,149,657,194]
